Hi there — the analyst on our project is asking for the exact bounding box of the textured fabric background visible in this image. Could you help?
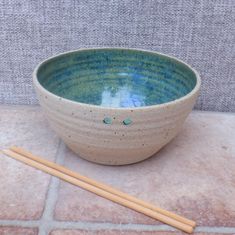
[0,0,234,112]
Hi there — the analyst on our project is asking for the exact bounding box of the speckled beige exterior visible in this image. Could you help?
[33,49,201,165]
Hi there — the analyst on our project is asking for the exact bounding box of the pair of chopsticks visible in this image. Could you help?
[1,146,196,233]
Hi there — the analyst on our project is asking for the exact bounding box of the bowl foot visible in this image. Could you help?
[65,143,162,165]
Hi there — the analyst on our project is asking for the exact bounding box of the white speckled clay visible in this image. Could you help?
[33,48,200,165]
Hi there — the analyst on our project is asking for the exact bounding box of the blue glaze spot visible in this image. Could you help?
[103,117,112,124]
[123,118,132,125]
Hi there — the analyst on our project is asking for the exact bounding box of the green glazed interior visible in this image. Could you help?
[37,49,197,108]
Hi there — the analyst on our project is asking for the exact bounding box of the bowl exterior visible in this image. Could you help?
[34,84,199,165]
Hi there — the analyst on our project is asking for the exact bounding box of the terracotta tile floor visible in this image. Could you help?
[49,231,233,235]
[0,105,235,235]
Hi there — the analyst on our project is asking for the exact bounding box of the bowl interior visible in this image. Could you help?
[37,49,197,108]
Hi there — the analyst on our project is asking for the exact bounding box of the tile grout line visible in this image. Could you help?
[1,138,235,234]
[0,220,40,227]
[38,140,66,235]
[1,219,235,233]
[0,105,234,233]
[42,222,235,233]
[1,137,235,235]
[49,222,235,233]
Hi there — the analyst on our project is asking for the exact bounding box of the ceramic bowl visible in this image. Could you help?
[33,48,200,165]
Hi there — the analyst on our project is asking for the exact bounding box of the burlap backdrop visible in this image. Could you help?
[0,0,234,111]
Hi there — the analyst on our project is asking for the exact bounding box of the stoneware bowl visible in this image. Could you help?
[33,48,200,165]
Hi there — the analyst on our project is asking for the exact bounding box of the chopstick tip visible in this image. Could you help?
[9,145,18,151]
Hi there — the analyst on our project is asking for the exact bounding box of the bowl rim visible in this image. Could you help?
[33,47,201,111]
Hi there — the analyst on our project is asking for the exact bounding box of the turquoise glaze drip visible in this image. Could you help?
[103,117,112,124]
[123,118,132,125]
[37,49,197,108]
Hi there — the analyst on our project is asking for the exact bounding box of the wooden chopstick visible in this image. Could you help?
[10,146,195,228]
[2,148,194,233]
